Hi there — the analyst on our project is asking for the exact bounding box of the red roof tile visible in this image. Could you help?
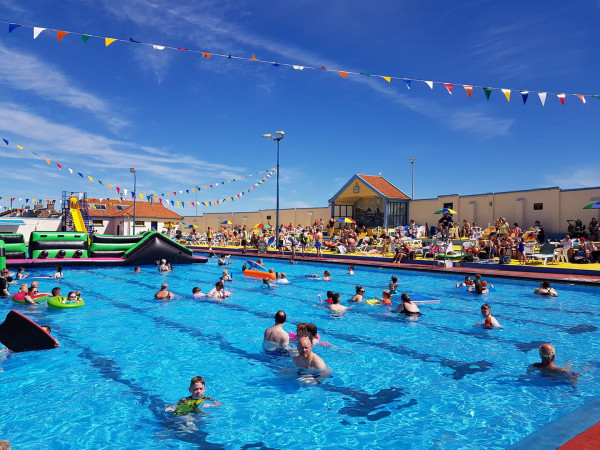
[356,175,410,199]
[84,199,183,220]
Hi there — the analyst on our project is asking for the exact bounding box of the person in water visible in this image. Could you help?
[534,280,558,297]
[389,275,399,294]
[155,282,174,300]
[262,277,277,289]
[165,376,221,416]
[456,275,474,288]
[527,343,578,379]
[375,289,393,305]
[388,293,421,315]
[480,304,500,328]
[207,281,229,299]
[351,286,365,302]
[158,259,169,272]
[468,282,489,295]
[263,310,289,351]
[293,337,328,370]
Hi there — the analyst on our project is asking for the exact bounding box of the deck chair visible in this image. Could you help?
[471,227,482,240]
[266,236,276,248]
[531,243,556,265]
[524,242,536,262]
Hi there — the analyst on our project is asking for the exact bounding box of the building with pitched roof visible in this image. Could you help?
[328,174,410,229]
[85,198,183,235]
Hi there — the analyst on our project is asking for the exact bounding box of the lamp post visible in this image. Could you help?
[262,130,284,248]
[195,186,199,216]
[130,168,137,235]
[409,158,415,199]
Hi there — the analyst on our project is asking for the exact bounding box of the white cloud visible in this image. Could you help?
[545,170,600,189]
[0,43,129,132]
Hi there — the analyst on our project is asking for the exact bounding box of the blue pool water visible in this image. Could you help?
[1,257,599,449]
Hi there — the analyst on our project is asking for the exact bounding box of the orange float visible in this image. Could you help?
[243,270,276,280]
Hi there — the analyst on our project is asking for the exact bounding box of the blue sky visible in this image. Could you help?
[0,1,599,215]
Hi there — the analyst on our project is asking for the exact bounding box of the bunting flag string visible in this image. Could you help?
[4,20,598,106]
[0,169,276,211]
[0,133,274,197]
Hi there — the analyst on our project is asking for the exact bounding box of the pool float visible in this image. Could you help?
[435,251,465,260]
[366,298,391,305]
[47,296,85,309]
[460,285,496,292]
[247,260,267,271]
[172,397,214,416]
[11,292,50,304]
[243,270,276,280]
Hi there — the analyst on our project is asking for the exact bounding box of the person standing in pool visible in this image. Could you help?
[293,337,328,370]
[165,376,221,416]
[479,304,500,328]
[158,259,169,272]
[155,282,174,300]
[534,280,558,297]
[263,310,290,351]
[0,269,10,297]
[528,343,578,378]
[388,293,421,315]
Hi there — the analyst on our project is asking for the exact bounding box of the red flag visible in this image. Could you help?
[56,163,62,170]
[443,83,453,94]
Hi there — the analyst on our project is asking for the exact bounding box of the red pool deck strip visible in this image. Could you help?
[559,421,600,450]
[507,398,600,449]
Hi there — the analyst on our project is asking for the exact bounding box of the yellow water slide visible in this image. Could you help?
[69,196,87,233]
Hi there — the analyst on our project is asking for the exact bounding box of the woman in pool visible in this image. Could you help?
[51,265,63,279]
[351,286,365,302]
[207,281,230,300]
[388,293,421,316]
[468,282,489,295]
[534,280,558,297]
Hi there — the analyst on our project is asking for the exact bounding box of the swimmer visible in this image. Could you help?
[351,286,365,302]
[63,291,82,304]
[293,337,328,370]
[51,287,62,297]
[16,267,28,280]
[375,289,393,305]
[134,266,141,273]
[278,273,290,284]
[165,376,221,416]
[17,283,28,293]
[242,263,247,273]
[217,254,229,266]
[262,310,290,351]
[51,265,63,279]
[158,259,169,272]
[40,325,51,334]
[262,277,277,289]
[75,290,83,301]
[474,274,493,288]
[388,293,421,315]
[527,343,578,379]
[347,265,354,275]
[192,287,206,298]
[155,282,174,300]
[322,271,332,281]
[468,282,489,295]
[389,275,399,294]
[221,269,233,282]
[480,304,500,328]
[315,293,353,313]
[456,275,474,288]
[534,280,558,297]
[23,286,40,305]
[207,281,229,300]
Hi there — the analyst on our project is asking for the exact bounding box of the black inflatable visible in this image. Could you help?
[125,231,205,265]
[0,310,59,352]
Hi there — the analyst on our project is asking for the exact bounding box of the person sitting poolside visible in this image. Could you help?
[263,310,290,352]
[155,282,174,300]
[527,343,578,379]
[479,304,500,328]
[388,293,421,316]
[534,280,558,297]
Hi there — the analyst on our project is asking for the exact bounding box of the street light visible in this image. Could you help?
[130,168,137,235]
[409,158,415,199]
[263,130,284,248]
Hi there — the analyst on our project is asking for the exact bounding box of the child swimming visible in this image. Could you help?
[165,376,221,416]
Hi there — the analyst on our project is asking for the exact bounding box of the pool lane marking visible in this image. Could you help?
[79,270,494,381]
[70,271,420,422]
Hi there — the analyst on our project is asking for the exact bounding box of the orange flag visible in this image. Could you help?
[251,54,258,61]
[463,85,473,98]
[202,52,212,58]
[57,31,68,42]
[338,71,349,79]
[576,94,586,104]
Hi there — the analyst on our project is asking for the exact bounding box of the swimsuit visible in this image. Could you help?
[173,395,215,416]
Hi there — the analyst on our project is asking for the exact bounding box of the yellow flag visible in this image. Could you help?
[108,184,112,190]
[45,158,51,164]
[382,76,391,83]
[88,176,94,182]
[105,38,117,47]
[17,145,23,150]
[501,89,511,102]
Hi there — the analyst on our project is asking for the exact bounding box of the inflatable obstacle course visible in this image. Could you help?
[0,233,27,259]
[0,310,59,352]
[29,231,89,259]
[89,234,145,258]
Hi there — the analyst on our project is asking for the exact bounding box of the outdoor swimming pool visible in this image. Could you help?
[1,257,599,449]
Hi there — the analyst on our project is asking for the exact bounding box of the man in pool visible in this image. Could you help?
[263,310,290,351]
[528,343,578,378]
[293,336,327,370]
[155,282,174,300]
